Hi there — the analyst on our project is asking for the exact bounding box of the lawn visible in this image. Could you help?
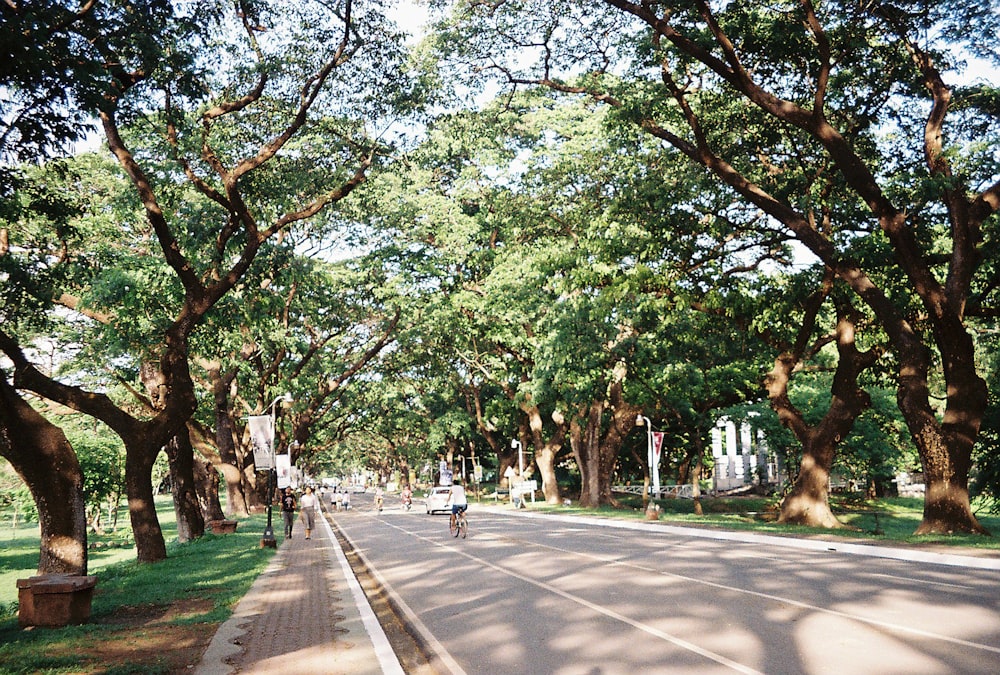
[523,492,1000,550]
[0,497,274,674]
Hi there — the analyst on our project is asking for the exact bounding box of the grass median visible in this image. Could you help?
[0,497,275,674]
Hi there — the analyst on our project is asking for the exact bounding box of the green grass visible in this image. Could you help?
[0,497,276,674]
[518,493,1000,551]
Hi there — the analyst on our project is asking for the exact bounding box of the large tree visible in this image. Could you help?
[2,0,412,561]
[429,0,1000,533]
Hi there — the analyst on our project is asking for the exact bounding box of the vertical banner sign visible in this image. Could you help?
[275,454,292,489]
[652,431,665,495]
[652,432,665,464]
[248,415,274,469]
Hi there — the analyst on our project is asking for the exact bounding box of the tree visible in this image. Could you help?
[429,0,1000,533]
[0,372,88,575]
[2,0,413,561]
[0,163,90,574]
[761,274,884,527]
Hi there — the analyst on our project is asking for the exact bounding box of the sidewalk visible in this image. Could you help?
[194,505,404,675]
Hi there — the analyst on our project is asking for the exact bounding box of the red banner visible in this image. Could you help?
[652,431,665,460]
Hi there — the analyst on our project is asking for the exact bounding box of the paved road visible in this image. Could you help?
[332,495,1000,675]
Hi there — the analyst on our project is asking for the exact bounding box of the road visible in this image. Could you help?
[330,494,1000,675]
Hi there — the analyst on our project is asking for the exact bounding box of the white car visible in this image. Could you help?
[425,486,452,514]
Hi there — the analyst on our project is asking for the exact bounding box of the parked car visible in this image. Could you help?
[425,486,452,514]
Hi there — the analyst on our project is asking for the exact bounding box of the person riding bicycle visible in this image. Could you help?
[401,485,412,510]
[447,481,468,530]
[374,485,384,512]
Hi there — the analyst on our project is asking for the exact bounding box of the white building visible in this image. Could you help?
[711,415,782,491]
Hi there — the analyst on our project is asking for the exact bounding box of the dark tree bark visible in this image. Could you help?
[193,454,225,522]
[571,365,640,508]
[207,363,250,517]
[769,299,882,528]
[895,333,988,535]
[0,371,88,575]
[123,435,168,563]
[164,429,206,542]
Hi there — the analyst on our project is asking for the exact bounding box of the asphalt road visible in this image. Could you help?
[331,495,1000,675]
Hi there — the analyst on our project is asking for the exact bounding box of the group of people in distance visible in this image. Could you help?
[278,479,470,540]
[328,485,353,512]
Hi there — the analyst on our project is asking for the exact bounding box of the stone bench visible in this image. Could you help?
[17,574,98,627]
[208,519,239,534]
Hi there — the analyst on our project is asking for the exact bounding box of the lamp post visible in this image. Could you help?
[636,414,660,498]
[511,438,524,476]
[261,393,293,547]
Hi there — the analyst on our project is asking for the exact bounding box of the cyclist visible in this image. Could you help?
[374,485,384,512]
[447,480,468,531]
[401,485,412,511]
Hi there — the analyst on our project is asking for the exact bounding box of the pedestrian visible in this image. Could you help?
[341,488,350,511]
[281,487,297,539]
[299,485,318,540]
[331,487,340,512]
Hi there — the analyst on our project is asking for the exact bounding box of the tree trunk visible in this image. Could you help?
[691,433,704,517]
[122,432,168,563]
[895,337,988,534]
[194,454,225,522]
[768,299,879,528]
[164,430,206,542]
[571,400,604,507]
[142,360,204,543]
[522,401,567,504]
[777,434,842,528]
[211,367,250,517]
[571,362,640,508]
[0,373,88,575]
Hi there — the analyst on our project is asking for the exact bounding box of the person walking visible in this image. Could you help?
[281,487,297,539]
[299,485,318,540]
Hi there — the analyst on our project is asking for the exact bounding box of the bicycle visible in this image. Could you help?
[449,507,468,538]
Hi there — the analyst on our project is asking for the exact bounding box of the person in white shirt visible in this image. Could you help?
[299,486,318,540]
[447,481,468,531]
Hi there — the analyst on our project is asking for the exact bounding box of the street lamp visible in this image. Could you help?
[636,414,661,498]
[511,438,524,476]
[261,393,293,547]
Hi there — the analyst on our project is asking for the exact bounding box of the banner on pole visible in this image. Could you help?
[248,415,274,469]
[652,432,665,463]
[275,454,292,489]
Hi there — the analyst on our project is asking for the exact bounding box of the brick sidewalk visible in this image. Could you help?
[194,507,398,675]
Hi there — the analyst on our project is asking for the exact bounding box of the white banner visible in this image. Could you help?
[248,415,274,469]
[275,454,292,489]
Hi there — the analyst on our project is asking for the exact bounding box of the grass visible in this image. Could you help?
[518,493,1000,551]
[0,497,275,674]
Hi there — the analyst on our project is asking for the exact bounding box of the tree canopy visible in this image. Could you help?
[3,0,1000,565]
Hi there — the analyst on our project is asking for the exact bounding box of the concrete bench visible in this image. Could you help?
[17,574,98,627]
[208,519,239,534]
